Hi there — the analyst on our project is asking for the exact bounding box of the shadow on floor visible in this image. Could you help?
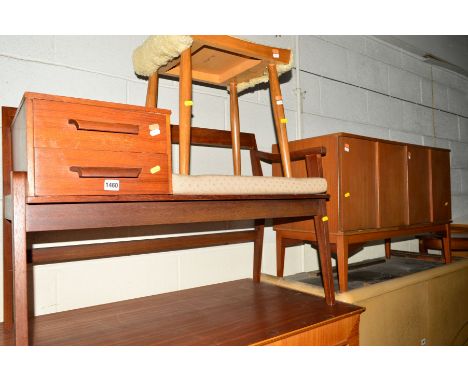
[286,254,445,291]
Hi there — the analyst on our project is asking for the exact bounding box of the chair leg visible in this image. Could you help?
[268,64,292,178]
[179,48,192,175]
[313,200,335,305]
[229,81,241,176]
[276,231,286,277]
[253,220,265,282]
[11,172,28,345]
[442,224,452,264]
[384,238,391,259]
[145,72,159,108]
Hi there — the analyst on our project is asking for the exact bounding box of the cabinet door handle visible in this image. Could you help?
[70,166,142,178]
[69,119,139,135]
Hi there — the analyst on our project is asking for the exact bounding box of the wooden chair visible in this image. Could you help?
[417,223,467,259]
[133,35,294,177]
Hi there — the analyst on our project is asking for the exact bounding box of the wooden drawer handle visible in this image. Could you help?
[70,166,142,178]
[68,119,139,135]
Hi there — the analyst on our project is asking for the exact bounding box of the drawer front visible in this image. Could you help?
[33,100,169,154]
[34,148,170,196]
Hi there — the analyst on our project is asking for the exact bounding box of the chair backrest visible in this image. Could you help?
[170,124,326,179]
[170,124,257,150]
[170,124,262,176]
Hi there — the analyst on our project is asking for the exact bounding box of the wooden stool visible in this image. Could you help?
[133,35,294,177]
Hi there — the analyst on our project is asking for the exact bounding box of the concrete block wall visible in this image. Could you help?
[0,35,466,318]
[299,36,468,223]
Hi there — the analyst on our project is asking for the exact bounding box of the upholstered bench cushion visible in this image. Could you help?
[172,175,327,195]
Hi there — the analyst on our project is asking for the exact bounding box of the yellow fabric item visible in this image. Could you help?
[132,35,193,77]
[235,52,294,93]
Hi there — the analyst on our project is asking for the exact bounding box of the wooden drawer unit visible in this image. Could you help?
[34,148,170,196]
[11,93,172,197]
[33,99,168,154]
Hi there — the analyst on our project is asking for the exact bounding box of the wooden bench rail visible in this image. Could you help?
[25,198,324,232]
[32,230,257,265]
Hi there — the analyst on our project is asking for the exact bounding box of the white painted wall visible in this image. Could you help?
[376,36,468,74]
[0,35,467,319]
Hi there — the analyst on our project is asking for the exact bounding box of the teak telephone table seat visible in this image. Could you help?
[2,98,335,346]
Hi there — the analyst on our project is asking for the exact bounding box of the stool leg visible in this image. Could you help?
[268,64,292,178]
[145,72,159,108]
[229,81,241,176]
[179,48,192,175]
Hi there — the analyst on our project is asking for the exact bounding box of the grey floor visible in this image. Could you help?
[286,254,444,291]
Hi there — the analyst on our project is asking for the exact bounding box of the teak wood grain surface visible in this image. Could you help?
[11,93,173,197]
[0,280,363,346]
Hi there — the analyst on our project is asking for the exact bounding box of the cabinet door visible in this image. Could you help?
[430,149,451,223]
[377,142,407,228]
[406,145,431,225]
[339,137,378,231]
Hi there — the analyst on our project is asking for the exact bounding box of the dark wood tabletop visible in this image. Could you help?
[0,279,363,346]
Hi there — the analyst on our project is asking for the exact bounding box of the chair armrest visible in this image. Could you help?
[254,146,326,164]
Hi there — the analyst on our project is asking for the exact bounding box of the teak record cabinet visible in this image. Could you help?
[274,133,452,292]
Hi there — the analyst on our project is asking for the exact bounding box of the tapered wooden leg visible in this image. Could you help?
[145,72,159,108]
[419,237,428,255]
[384,238,391,259]
[442,224,452,264]
[313,200,335,305]
[3,218,13,330]
[179,48,192,175]
[336,236,349,292]
[11,172,28,345]
[253,220,265,282]
[229,81,241,176]
[2,107,14,330]
[268,64,292,178]
[276,231,286,277]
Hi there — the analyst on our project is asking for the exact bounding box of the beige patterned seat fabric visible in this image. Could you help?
[172,175,327,195]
